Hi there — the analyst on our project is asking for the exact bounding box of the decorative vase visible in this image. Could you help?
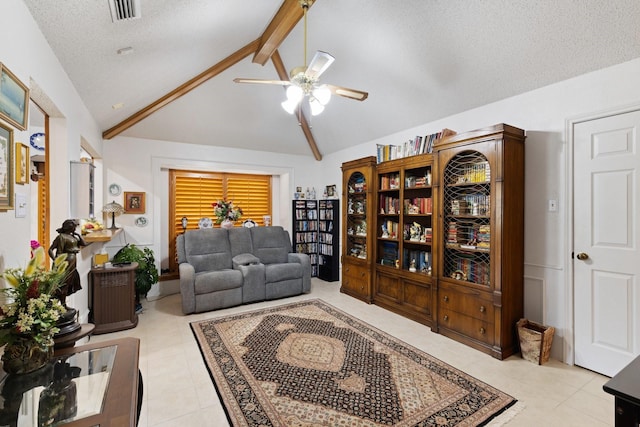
[1,336,53,375]
[220,219,235,229]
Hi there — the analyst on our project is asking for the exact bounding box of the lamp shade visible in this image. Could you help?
[102,200,125,229]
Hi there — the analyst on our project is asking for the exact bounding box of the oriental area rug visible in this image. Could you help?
[190,299,517,426]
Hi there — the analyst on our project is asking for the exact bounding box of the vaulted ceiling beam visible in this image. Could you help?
[253,0,315,66]
[103,38,261,140]
[271,50,322,161]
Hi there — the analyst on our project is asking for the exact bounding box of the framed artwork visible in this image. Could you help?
[326,184,337,198]
[124,191,145,214]
[0,63,29,131]
[0,122,14,209]
[15,142,28,184]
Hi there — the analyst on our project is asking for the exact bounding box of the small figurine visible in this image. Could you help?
[409,259,417,273]
[410,222,422,241]
[381,224,389,238]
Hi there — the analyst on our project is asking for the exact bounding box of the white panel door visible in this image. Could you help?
[574,110,640,377]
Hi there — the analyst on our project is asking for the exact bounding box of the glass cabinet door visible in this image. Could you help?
[346,172,368,260]
[442,150,491,286]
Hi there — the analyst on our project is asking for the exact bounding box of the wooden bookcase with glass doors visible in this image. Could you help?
[434,123,524,359]
[340,156,376,302]
[340,124,525,360]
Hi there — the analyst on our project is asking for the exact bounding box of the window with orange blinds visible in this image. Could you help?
[168,170,272,273]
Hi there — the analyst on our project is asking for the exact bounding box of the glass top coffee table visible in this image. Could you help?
[0,337,140,427]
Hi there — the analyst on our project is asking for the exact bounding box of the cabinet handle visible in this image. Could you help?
[479,305,486,313]
[479,327,486,335]
[443,315,449,321]
[443,295,449,302]
[361,272,365,277]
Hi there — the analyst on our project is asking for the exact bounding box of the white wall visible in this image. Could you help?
[0,1,105,322]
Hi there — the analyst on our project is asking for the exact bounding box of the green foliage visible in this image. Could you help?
[112,244,159,296]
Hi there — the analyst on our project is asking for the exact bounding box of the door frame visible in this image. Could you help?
[565,102,640,366]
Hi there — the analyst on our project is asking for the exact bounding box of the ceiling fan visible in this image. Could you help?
[234,0,368,116]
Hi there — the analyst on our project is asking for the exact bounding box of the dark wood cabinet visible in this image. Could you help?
[434,123,525,359]
[89,263,138,334]
[341,156,376,302]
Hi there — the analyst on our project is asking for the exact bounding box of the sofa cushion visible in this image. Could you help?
[250,226,292,265]
[228,228,253,257]
[265,263,302,283]
[183,229,232,272]
[194,269,243,294]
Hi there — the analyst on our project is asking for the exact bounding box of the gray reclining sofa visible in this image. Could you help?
[176,226,311,314]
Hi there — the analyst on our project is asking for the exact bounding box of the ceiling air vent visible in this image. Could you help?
[108,0,141,22]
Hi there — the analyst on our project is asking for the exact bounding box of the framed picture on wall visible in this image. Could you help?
[0,122,14,209]
[124,191,145,214]
[0,63,29,131]
[15,142,28,184]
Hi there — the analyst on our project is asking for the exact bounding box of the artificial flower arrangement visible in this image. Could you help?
[0,243,69,349]
[212,199,243,224]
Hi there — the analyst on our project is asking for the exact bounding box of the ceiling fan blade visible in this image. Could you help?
[233,78,290,86]
[305,51,335,80]
[327,84,369,101]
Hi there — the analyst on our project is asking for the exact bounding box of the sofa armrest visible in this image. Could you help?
[288,253,311,293]
[232,253,261,269]
[178,263,196,314]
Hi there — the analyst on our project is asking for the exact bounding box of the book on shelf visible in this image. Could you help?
[376,128,456,163]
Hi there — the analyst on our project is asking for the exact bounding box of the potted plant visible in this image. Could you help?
[112,244,159,311]
[0,245,69,374]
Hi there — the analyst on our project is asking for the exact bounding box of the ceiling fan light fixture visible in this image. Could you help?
[312,85,331,106]
[286,85,304,103]
[309,98,324,116]
[282,98,299,114]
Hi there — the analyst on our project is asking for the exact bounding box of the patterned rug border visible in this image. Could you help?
[190,298,517,426]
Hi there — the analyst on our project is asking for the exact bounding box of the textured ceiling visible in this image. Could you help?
[23,0,640,158]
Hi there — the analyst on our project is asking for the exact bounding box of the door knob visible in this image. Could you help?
[576,252,589,261]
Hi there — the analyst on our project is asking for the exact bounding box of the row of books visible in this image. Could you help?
[294,232,317,243]
[380,173,401,190]
[447,257,490,286]
[379,195,400,214]
[319,209,334,220]
[319,243,334,256]
[447,222,490,248]
[450,194,490,216]
[404,197,432,215]
[450,161,491,184]
[319,233,333,244]
[295,210,318,220]
[295,220,317,231]
[380,241,399,266]
[318,221,334,232]
[376,128,456,163]
[296,243,318,253]
[295,200,317,208]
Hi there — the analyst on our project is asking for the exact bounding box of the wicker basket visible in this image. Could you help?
[516,318,555,365]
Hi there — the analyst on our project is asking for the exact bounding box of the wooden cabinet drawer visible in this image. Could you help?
[439,309,494,344]
[439,282,493,322]
[342,263,370,295]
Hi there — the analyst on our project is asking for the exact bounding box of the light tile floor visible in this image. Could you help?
[90,279,614,426]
